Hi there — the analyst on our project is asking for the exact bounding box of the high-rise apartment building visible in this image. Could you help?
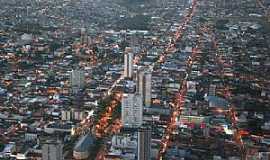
[124,47,134,78]
[137,127,152,160]
[133,94,143,124]
[70,69,85,94]
[137,68,152,107]
[121,93,143,127]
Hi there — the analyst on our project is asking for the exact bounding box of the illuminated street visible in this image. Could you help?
[0,0,270,159]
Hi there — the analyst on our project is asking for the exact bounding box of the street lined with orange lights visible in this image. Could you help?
[206,22,249,159]
[94,1,199,159]
[1,0,270,160]
[96,0,199,139]
[157,46,200,160]
[156,1,199,159]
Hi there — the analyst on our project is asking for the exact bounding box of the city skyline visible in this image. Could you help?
[0,0,269,160]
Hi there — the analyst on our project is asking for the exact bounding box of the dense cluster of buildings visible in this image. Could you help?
[0,0,269,160]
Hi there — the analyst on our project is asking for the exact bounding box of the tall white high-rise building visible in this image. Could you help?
[121,93,143,127]
[124,47,134,78]
[122,93,133,126]
[133,94,143,124]
[42,141,63,160]
[137,68,152,107]
[144,72,152,107]
[70,69,85,94]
